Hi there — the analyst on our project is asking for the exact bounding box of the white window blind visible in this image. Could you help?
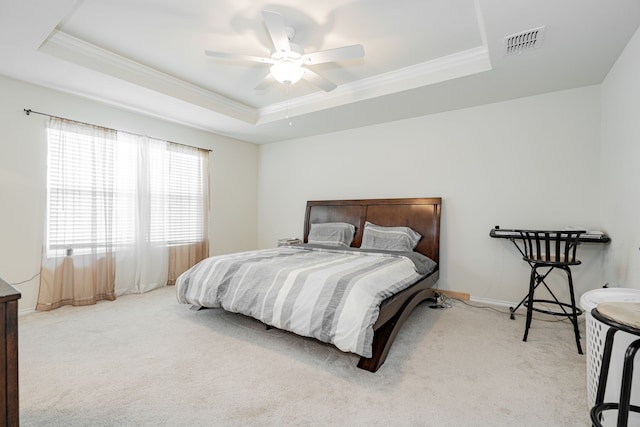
[150,144,205,244]
[46,120,207,255]
[47,124,117,251]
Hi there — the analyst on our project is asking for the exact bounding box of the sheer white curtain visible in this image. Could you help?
[166,143,210,285]
[113,133,169,295]
[38,118,209,311]
[38,118,118,310]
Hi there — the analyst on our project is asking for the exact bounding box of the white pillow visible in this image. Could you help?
[308,222,355,247]
[360,221,421,252]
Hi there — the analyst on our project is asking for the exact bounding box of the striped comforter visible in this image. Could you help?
[175,245,436,357]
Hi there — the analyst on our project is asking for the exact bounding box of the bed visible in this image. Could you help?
[176,197,441,372]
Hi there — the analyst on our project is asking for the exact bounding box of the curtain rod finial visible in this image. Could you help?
[24,109,31,115]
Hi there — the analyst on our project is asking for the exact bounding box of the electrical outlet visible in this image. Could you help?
[429,292,446,309]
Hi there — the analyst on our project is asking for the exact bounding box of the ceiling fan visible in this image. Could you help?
[205,10,365,92]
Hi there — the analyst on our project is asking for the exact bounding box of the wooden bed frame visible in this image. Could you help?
[303,197,441,372]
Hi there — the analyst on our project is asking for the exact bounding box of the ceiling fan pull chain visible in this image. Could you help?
[287,84,293,126]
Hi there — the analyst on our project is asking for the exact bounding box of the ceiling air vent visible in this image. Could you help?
[504,26,545,55]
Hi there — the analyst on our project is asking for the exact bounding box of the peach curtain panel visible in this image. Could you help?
[37,254,116,311]
[167,241,209,286]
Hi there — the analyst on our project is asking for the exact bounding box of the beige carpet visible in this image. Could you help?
[19,286,589,426]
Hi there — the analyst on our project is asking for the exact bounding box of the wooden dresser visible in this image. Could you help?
[0,278,20,425]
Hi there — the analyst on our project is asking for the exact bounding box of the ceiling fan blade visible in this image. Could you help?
[205,50,275,64]
[302,44,365,65]
[262,10,291,54]
[303,68,337,92]
[255,73,275,90]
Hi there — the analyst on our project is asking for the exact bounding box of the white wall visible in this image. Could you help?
[601,26,640,289]
[0,75,259,312]
[4,59,628,311]
[258,86,604,305]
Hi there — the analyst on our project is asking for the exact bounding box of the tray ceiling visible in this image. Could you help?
[1,0,639,143]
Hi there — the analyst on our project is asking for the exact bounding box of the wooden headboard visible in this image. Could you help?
[303,197,441,264]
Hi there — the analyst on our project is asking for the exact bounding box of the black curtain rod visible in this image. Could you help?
[24,108,212,152]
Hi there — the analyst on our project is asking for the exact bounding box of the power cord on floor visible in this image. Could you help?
[9,272,40,285]
[426,289,585,325]
[450,296,585,324]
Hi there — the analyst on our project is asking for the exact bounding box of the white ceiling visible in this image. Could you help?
[1,0,640,144]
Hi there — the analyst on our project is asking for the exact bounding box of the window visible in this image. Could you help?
[46,119,208,256]
[160,144,206,244]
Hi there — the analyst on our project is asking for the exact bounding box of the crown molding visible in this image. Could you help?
[38,30,491,129]
[39,30,258,124]
[257,46,492,124]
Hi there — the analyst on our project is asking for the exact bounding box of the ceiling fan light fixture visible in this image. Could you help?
[270,61,304,85]
[205,10,364,92]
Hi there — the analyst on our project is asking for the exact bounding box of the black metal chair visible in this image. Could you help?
[590,303,640,427]
[509,229,585,354]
